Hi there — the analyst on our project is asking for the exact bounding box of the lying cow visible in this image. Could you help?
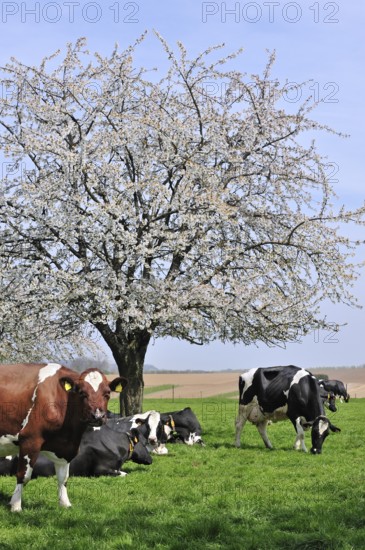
[107,410,168,455]
[70,426,152,476]
[0,362,126,511]
[0,455,55,478]
[318,379,350,402]
[160,407,205,446]
[0,426,152,478]
[235,365,341,454]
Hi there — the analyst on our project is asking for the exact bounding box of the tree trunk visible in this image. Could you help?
[93,322,151,416]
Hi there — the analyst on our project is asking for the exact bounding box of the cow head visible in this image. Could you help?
[61,369,128,427]
[326,392,337,413]
[306,416,341,454]
[133,410,168,455]
[185,432,205,446]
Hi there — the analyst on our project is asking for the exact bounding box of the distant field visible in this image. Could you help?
[144,367,365,398]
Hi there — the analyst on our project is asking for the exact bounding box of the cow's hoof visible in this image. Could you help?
[59,500,72,508]
[10,505,22,513]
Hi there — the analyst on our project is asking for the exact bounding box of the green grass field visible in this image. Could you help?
[0,396,364,550]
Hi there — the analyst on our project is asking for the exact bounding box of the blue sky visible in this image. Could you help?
[1,1,364,370]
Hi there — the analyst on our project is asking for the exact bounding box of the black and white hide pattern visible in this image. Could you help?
[106,410,168,455]
[235,365,341,454]
[160,407,205,446]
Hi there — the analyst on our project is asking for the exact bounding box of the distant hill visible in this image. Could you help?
[144,364,365,374]
[144,364,160,372]
[143,365,242,373]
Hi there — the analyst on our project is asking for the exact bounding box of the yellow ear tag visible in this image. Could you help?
[64,381,72,392]
[115,383,123,392]
[129,442,134,453]
[171,419,175,429]
[134,437,138,443]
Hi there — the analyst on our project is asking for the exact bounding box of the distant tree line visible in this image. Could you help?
[66,356,117,374]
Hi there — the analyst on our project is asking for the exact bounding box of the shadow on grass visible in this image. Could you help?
[28,496,365,550]
[0,489,10,506]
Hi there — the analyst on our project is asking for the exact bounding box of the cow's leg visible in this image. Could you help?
[294,417,308,452]
[10,444,38,512]
[41,451,71,507]
[55,461,71,507]
[256,420,273,449]
[150,443,168,455]
[235,404,248,447]
[10,456,32,512]
[10,482,24,513]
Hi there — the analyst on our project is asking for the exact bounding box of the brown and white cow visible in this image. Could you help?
[0,362,127,511]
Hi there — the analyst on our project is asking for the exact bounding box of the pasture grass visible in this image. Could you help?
[0,396,364,549]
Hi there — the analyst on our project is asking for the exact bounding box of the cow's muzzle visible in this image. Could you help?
[310,447,322,454]
[89,409,106,426]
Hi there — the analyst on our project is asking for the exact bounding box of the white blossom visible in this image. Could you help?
[0,34,363,376]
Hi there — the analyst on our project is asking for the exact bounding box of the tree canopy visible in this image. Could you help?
[0,34,363,412]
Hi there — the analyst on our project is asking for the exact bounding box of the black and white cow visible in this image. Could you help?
[160,408,205,446]
[235,365,341,454]
[0,427,152,478]
[0,455,55,478]
[318,379,350,403]
[69,426,152,476]
[107,410,168,455]
[318,388,337,412]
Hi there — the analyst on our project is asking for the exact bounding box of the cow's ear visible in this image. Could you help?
[60,377,76,393]
[133,418,145,426]
[109,376,128,393]
[330,423,341,433]
[301,421,313,430]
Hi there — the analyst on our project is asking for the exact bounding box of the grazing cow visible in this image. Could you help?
[0,427,151,478]
[0,363,126,511]
[318,379,350,402]
[160,407,205,446]
[318,388,337,412]
[107,410,168,455]
[235,365,341,454]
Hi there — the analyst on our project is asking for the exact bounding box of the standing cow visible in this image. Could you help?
[235,365,341,454]
[0,363,126,511]
[318,379,350,402]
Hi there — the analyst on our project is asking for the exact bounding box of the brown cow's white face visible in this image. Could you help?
[62,370,127,426]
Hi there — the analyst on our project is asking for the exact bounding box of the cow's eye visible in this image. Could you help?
[104,393,110,400]
[79,390,88,399]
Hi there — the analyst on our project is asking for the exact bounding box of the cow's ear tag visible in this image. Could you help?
[64,381,73,392]
[134,437,138,443]
[114,383,123,393]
